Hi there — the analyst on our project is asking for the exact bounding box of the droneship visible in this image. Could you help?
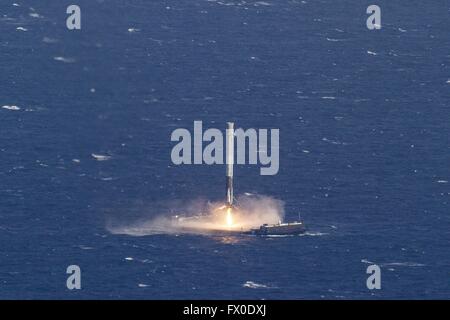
[246,221,306,236]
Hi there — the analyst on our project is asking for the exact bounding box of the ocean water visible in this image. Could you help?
[1,0,449,299]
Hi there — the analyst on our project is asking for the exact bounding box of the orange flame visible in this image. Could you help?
[226,207,233,226]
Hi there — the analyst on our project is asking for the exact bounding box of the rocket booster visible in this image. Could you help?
[226,122,234,207]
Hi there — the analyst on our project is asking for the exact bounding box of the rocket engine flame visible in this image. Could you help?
[226,207,233,226]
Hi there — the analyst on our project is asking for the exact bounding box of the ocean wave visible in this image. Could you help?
[326,38,348,42]
[382,262,425,267]
[243,281,276,289]
[361,259,425,267]
[322,137,348,145]
[91,153,112,161]
[43,37,58,44]
[54,56,76,63]
[2,105,20,111]
[76,245,94,250]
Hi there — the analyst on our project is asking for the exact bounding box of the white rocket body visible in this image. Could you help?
[226,122,234,207]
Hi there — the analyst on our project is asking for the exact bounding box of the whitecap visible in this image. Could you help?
[77,245,94,250]
[437,180,448,184]
[91,153,111,161]
[326,38,347,42]
[43,37,58,44]
[100,177,114,181]
[16,27,27,32]
[29,13,42,18]
[243,281,275,289]
[381,262,425,267]
[322,137,343,145]
[149,38,163,45]
[361,259,425,267]
[367,51,378,56]
[2,105,20,111]
[301,231,329,237]
[254,1,271,6]
[361,259,374,264]
[54,56,76,63]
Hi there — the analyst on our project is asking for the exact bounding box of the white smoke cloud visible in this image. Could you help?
[106,194,284,236]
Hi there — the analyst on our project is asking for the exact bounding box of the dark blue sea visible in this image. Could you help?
[1,0,449,299]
